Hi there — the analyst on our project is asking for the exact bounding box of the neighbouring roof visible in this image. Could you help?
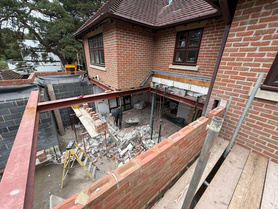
[0,67,23,80]
[74,0,221,38]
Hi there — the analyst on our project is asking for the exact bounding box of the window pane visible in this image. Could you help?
[99,50,105,64]
[179,34,186,40]
[190,31,201,39]
[95,51,99,63]
[90,51,95,63]
[178,40,186,47]
[175,51,184,62]
[189,39,200,46]
[186,51,197,62]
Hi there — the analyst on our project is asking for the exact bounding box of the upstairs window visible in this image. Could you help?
[261,52,278,92]
[173,28,203,66]
[88,34,105,66]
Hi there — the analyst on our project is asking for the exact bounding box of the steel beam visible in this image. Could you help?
[89,78,114,91]
[37,87,150,112]
[0,90,40,209]
[150,88,204,109]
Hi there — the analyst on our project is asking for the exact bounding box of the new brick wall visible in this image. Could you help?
[208,0,278,163]
[53,107,225,209]
[153,18,226,77]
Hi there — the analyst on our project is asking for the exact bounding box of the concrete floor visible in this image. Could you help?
[33,102,181,209]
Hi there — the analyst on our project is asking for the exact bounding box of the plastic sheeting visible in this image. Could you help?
[35,75,83,87]
[0,84,38,98]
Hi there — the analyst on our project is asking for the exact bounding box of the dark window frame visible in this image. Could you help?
[88,33,105,67]
[261,52,278,92]
[173,28,204,66]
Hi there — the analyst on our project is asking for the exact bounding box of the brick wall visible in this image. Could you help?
[53,107,225,209]
[116,21,154,89]
[153,18,226,77]
[84,21,119,89]
[208,0,278,163]
[84,18,225,90]
[85,20,154,90]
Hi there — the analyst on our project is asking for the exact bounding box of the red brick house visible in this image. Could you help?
[1,0,278,208]
[74,0,225,90]
[74,0,278,163]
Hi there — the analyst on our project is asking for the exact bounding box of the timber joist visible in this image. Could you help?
[153,74,210,87]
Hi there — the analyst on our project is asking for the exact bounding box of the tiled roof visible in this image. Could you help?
[0,67,23,80]
[74,0,220,38]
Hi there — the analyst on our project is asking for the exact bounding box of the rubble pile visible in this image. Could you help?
[83,125,159,167]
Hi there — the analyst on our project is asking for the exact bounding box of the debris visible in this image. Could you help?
[134,100,146,110]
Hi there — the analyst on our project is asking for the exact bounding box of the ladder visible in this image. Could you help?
[61,140,97,188]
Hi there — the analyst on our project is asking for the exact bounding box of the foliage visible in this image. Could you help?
[0,0,105,66]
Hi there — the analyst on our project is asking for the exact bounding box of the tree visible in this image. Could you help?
[0,0,105,66]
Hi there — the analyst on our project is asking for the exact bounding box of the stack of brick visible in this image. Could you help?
[94,121,108,133]
[83,103,89,109]
[36,150,47,163]
[91,113,99,120]
[94,121,103,133]
[86,108,92,113]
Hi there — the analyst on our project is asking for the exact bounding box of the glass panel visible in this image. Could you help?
[90,51,95,63]
[95,51,99,63]
[190,31,201,39]
[99,50,105,64]
[186,51,197,62]
[189,39,199,46]
[175,51,184,62]
[179,34,186,40]
[178,40,186,47]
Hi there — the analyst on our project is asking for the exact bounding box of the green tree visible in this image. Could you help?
[0,0,105,65]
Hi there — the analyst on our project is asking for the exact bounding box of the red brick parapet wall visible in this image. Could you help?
[53,106,225,209]
[0,71,85,86]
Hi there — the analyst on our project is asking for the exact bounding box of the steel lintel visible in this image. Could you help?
[150,87,204,109]
[0,90,40,209]
[38,87,150,112]
[89,78,114,91]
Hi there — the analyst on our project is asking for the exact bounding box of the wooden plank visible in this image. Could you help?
[154,138,229,209]
[47,84,65,135]
[153,74,210,87]
[195,145,250,209]
[228,152,268,209]
[71,107,99,138]
[261,161,278,209]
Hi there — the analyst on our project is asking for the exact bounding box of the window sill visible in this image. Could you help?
[169,64,199,71]
[249,87,278,102]
[90,65,106,71]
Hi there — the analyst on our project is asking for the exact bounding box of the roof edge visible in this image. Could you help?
[74,10,222,39]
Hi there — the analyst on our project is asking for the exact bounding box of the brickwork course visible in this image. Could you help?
[208,0,278,163]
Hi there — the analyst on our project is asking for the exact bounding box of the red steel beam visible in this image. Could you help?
[0,90,40,209]
[37,87,150,112]
[150,87,204,109]
[89,78,114,91]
